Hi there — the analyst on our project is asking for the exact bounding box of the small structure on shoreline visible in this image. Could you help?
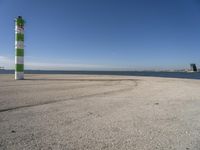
[190,63,197,72]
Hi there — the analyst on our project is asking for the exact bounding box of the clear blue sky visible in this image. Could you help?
[1,0,200,70]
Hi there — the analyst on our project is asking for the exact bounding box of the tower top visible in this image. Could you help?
[15,16,25,26]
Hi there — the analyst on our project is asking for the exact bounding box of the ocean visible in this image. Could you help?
[0,70,200,80]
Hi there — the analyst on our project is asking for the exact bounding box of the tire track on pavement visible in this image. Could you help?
[0,80,138,113]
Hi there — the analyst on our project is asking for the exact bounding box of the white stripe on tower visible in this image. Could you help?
[15,16,25,80]
[15,26,24,34]
[15,56,24,64]
[15,41,24,49]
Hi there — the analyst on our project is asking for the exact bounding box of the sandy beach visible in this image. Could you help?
[0,74,200,150]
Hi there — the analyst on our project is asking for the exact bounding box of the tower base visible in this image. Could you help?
[15,72,24,80]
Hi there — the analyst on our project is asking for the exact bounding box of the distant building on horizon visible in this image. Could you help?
[190,63,197,72]
[0,66,5,70]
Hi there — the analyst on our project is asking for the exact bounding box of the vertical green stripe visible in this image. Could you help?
[16,64,24,72]
[17,18,24,26]
[16,33,24,41]
[16,49,24,56]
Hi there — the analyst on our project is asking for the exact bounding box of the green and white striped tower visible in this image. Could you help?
[15,16,24,80]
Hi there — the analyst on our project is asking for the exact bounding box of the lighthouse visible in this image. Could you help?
[15,16,25,80]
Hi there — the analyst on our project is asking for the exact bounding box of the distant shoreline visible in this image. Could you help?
[1,70,200,80]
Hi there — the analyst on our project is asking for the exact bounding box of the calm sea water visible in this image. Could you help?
[1,70,200,80]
